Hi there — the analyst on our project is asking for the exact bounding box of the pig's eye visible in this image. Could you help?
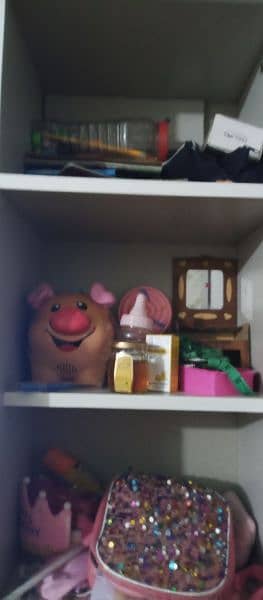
[76,301,87,310]
[51,303,61,312]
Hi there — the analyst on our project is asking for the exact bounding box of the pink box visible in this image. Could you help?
[180,366,258,396]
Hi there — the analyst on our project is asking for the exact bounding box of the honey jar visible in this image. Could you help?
[108,341,149,393]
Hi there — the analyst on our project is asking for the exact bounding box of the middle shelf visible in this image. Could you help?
[2,174,263,243]
[4,390,263,413]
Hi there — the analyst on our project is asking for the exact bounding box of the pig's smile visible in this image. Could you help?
[47,326,95,352]
[50,334,85,352]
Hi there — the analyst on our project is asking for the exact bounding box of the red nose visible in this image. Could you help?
[49,307,92,336]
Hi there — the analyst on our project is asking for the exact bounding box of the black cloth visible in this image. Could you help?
[161,142,263,182]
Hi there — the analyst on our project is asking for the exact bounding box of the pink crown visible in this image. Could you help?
[20,477,72,557]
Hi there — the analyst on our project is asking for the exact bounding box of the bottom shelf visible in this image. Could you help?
[3,390,263,413]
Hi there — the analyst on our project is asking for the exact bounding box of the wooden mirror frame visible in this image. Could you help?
[173,257,237,330]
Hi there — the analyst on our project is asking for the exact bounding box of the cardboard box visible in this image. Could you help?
[180,366,258,397]
[206,114,263,160]
[146,334,179,393]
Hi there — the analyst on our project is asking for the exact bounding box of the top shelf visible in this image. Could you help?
[11,0,263,102]
[2,174,263,244]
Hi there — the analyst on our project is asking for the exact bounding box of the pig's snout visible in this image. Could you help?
[49,307,92,336]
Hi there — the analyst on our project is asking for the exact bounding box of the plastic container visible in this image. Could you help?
[108,341,149,393]
[119,292,154,342]
[119,286,172,333]
[31,119,169,161]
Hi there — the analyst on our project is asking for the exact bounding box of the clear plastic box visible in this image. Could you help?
[31,119,169,161]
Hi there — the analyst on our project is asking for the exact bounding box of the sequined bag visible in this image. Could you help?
[87,473,235,600]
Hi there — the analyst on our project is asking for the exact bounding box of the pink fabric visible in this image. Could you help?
[20,477,98,556]
[20,480,71,557]
[224,491,256,570]
[86,494,108,588]
[228,565,263,599]
[40,551,89,600]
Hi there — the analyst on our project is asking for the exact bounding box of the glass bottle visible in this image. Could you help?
[108,341,149,393]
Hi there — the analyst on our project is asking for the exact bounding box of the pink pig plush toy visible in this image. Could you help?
[28,282,116,386]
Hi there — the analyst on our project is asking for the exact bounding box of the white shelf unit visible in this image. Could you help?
[2,0,263,596]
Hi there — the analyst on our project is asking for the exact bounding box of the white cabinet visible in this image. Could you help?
[2,0,263,593]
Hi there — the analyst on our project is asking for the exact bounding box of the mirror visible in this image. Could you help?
[186,269,224,310]
[173,257,237,330]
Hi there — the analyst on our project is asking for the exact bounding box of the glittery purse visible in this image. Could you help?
[87,472,235,599]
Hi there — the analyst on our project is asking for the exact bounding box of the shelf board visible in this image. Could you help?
[4,390,263,413]
[2,174,263,243]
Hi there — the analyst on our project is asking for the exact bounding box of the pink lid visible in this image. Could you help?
[119,286,172,333]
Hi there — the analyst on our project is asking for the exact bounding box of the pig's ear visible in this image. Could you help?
[89,282,116,307]
[28,283,55,310]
